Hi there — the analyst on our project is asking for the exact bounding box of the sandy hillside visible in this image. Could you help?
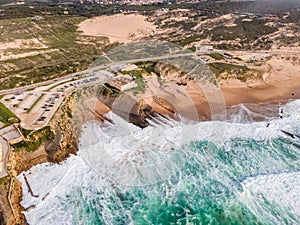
[0,38,49,61]
[0,38,47,50]
[78,13,156,43]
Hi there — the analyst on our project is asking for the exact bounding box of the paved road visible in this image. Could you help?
[269,50,300,55]
[0,136,9,178]
[1,48,298,96]
[0,52,199,95]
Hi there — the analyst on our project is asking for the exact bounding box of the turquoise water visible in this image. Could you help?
[66,137,300,225]
[18,101,300,225]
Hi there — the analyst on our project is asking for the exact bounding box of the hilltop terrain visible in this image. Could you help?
[0,1,300,224]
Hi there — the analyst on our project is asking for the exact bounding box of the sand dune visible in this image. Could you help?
[0,38,47,50]
[78,13,156,44]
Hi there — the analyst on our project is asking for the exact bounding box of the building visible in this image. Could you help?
[120,81,137,91]
[109,76,137,92]
[230,52,271,62]
[0,125,23,144]
[32,16,43,21]
[121,64,138,72]
[195,45,214,53]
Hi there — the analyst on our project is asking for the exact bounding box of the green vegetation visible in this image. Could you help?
[154,1,299,50]
[0,176,9,186]
[254,63,263,67]
[19,127,33,137]
[12,126,55,152]
[189,46,196,52]
[26,87,35,91]
[0,102,20,127]
[177,35,204,47]
[174,17,278,49]
[0,0,298,89]
[0,16,111,90]
[46,80,71,91]
[208,18,277,49]
[234,57,243,61]
[102,84,120,99]
[134,73,146,93]
[121,70,146,93]
[134,61,155,67]
[208,53,225,60]
[26,94,45,114]
[208,62,250,81]
[1,0,299,21]
[134,61,157,74]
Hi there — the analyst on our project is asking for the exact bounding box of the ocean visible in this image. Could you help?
[18,100,300,225]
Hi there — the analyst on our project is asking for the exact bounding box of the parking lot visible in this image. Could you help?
[0,71,113,130]
[2,92,64,130]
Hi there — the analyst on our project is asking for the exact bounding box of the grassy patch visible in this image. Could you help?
[0,102,20,127]
[102,83,120,98]
[19,127,33,137]
[26,87,35,91]
[121,70,146,93]
[134,73,146,92]
[208,18,278,47]
[254,63,263,66]
[12,126,55,152]
[26,94,45,114]
[46,80,71,91]
[177,34,205,46]
[208,62,250,81]
[0,16,110,90]
[134,61,156,74]
[0,176,9,185]
[189,46,196,52]
[208,53,225,60]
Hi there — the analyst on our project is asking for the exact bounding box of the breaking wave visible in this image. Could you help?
[18,99,300,225]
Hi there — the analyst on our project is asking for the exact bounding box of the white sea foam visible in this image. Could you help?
[281,99,300,116]
[239,171,300,224]
[17,100,300,225]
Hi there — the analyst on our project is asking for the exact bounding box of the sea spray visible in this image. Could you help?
[18,100,300,225]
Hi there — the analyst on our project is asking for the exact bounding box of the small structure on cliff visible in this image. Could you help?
[109,75,137,92]
[195,45,214,53]
[0,125,23,144]
[121,64,138,72]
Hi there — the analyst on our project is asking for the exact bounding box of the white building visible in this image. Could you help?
[121,64,138,72]
[195,45,214,53]
[121,81,137,91]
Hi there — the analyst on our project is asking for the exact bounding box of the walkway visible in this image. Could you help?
[0,136,9,178]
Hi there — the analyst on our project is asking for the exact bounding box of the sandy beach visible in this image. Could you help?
[221,54,300,106]
[143,53,300,121]
[78,14,156,43]
[92,52,300,123]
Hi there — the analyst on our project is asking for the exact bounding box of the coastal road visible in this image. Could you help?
[0,52,200,177]
[0,52,199,95]
[1,47,297,96]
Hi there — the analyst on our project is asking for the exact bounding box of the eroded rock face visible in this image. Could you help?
[48,93,78,164]
[154,62,186,79]
[98,90,151,128]
[1,93,79,225]
[0,210,5,225]
[97,83,179,128]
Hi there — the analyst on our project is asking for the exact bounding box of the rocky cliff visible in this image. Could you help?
[0,92,78,225]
